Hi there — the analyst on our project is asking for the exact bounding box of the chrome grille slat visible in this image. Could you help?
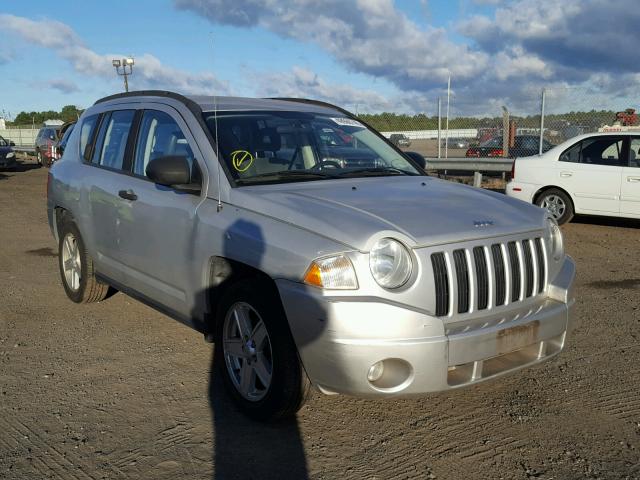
[432,236,547,318]
[491,244,506,306]
[473,246,489,310]
[507,241,521,302]
[522,239,535,298]
[431,252,450,317]
[534,238,546,293]
[453,249,470,314]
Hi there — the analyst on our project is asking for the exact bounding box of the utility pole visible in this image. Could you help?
[112,57,135,92]
[445,74,451,159]
[437,97,442,159]
[539,88,546,155]
[502,106,510,158]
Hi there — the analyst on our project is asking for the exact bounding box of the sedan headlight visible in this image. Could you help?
[6,151,14,159]
[547,217,564,261]
[303,255,358,290]
[369,238,413,289]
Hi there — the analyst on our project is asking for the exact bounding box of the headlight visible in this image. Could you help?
[547,217,564,261]
[369,238,413,289]
[6,152,14,159]
[303,255,358,290]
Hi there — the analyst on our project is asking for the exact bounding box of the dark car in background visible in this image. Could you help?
[0,135,17,169]
[466,135,553,158]
[441,137,470,150]
[35,126,62,167]
[389,133,411,147]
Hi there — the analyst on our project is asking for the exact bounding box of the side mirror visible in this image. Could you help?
[146,155,196,189]
[9,141,15,147]
[404,151,426,170]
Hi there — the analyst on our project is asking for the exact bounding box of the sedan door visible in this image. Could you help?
[621,137,640,216]
[555,136,624,214]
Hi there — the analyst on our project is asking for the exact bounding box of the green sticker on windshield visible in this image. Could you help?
[231,150,254,172]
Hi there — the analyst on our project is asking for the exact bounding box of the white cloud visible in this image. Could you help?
[0,13,230,95]
[255,66,395,111]
[174,0,489,90]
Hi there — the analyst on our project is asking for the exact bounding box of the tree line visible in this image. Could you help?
[358,110,618,132]
[8,105,84,126]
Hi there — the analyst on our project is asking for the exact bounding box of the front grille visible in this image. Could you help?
[432,237,547,317]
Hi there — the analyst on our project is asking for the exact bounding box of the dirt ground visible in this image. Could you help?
[1,158,639,480]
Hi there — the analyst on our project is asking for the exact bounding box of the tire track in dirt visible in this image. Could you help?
[0,415,98,480]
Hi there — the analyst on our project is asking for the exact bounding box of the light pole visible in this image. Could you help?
[112,57,135,92]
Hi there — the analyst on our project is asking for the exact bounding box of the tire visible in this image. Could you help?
[36,150,43,167]
[536,188,574,225]
[58,220,110,303]
[215,279,311,421]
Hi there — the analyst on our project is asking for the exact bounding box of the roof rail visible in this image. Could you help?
[267,97,355,117]
[94,90,194,106]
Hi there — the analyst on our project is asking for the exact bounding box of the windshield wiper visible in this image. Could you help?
[333,167,417,177]
[235,170,336,184]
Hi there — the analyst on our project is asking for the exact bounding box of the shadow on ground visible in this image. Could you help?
[572,215,640,229]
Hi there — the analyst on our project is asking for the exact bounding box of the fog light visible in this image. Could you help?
[367,361,385,382]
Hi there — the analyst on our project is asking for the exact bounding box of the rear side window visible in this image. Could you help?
[133,110,196,179]
[94,110,135,170]
[560,137,624,166]
[79,115,99,161]
[630,138,640,168]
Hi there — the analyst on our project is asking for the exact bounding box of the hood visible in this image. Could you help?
[230,176,545,251]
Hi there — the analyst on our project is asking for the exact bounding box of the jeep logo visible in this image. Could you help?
[474,220,494,227]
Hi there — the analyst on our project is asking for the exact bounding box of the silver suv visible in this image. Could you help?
[47,91,576,420]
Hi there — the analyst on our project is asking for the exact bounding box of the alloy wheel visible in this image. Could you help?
[223,302,273,402]
[61,233,81,291]
[541,194,566,220]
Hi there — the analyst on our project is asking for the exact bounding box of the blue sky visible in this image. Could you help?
[1,0,639,118]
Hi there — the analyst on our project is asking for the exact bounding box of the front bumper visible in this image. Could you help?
[0,155,17,168]
[277,256,575,397]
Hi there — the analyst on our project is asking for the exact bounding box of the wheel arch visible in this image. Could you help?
[533,185,576,212]
[203,256,283,340]
[53,206,73,243]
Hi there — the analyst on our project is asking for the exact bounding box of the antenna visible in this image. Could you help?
[211,31,223,213]
[214,94,222,212]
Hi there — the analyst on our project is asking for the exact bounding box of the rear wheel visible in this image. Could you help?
[58,220,110,303]
[36,150,43,167]
[215,279,311,421]
[536,188,574,225]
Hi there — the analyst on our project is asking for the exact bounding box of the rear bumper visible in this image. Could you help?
[506,181,540,204]
[277,256,575,397]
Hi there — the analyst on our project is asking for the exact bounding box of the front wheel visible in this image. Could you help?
[215,279,311,421]
[536,188,574,225]
[36,150,43,167]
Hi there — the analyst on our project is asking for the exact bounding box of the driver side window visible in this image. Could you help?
[133,110,199,182]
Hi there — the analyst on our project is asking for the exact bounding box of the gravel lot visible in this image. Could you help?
[1,160,639,480]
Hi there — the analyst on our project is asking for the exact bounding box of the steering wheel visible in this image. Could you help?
[310,160,342,171]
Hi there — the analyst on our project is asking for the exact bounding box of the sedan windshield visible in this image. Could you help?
[202,110,422,184]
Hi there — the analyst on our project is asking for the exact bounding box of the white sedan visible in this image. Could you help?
[507,132,640,224]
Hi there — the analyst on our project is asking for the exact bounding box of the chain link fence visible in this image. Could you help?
[348,86,637,160]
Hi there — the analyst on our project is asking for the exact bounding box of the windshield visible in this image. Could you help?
[480,137,502,148]
[0,136,7,147]
[203,110,422,184]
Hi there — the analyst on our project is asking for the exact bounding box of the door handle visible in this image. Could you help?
[627,176,640,183]
[118,189,138,201]
[560,171,573,178]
